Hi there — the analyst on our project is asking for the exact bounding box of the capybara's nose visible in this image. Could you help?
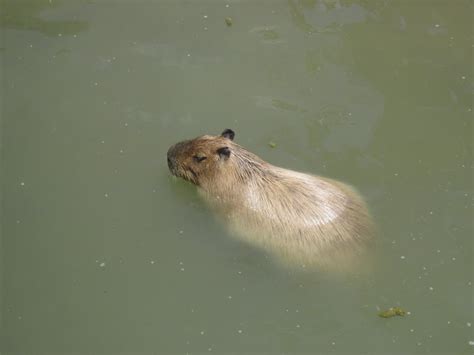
[167,145,177,171]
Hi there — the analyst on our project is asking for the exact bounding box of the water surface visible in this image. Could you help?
[1,0,472,354]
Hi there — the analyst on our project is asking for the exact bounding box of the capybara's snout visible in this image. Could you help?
[166,145,178,173]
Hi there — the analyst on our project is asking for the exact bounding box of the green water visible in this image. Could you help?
[1,0,472,354]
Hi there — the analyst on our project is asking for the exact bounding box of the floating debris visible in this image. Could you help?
[268,141,277,148]
[378,307,407,318]
[225,17,233,26]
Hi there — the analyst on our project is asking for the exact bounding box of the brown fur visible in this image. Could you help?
[167,129,374,272]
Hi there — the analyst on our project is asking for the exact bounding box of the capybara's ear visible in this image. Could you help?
[221,129,235,141]
[217,146,231,159]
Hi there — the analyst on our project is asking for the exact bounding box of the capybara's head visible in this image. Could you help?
[167,129,237,185]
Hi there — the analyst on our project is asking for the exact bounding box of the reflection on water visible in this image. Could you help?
[1,0,88,36]
[288,0,369,33]
[249,26,285,44]
[254,96,307,113]
[1,0,472,353]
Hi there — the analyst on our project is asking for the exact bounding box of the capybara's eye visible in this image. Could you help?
[193,155,207,163]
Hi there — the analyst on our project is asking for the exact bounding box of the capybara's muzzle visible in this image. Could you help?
[167,141,189,176]
[167,145,177,174]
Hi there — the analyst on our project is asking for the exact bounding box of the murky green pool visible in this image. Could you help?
[1,0,472,354]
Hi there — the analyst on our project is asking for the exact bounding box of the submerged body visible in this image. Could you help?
[167,129,374,271]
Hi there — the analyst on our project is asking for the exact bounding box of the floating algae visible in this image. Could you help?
[378,307,407,318]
